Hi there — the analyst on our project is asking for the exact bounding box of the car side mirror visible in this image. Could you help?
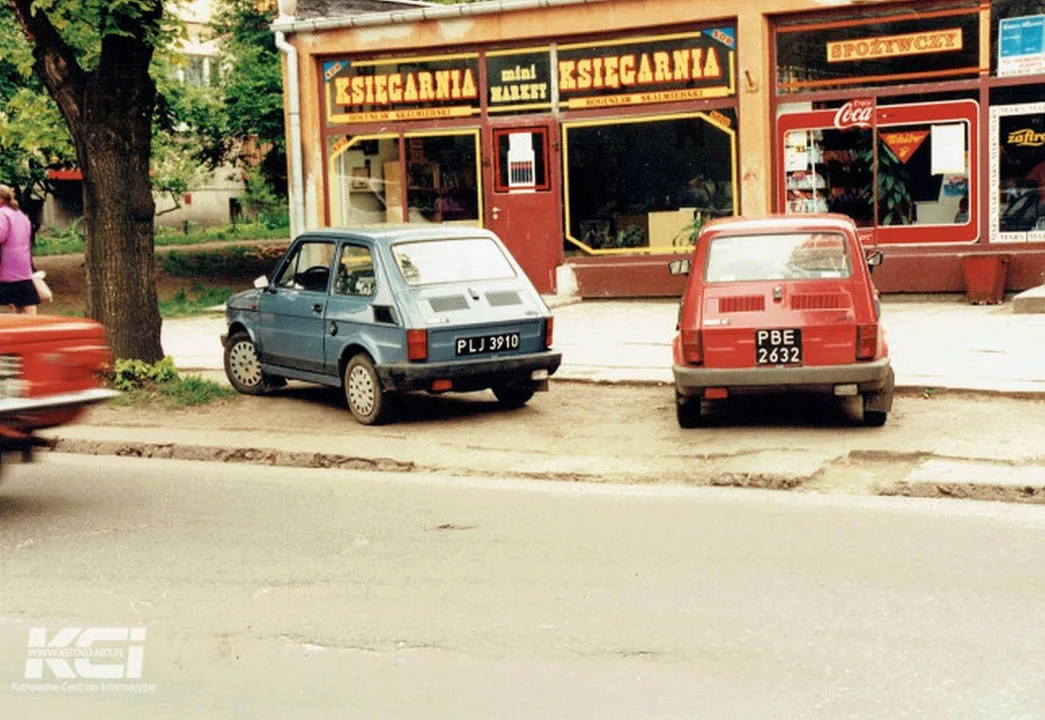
[669,258,692,276]
[865,250,884,273]
[253,275,271,290]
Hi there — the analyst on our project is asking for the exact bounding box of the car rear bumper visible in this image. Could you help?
[378,352,562,392]
[674,357,891,397]
[0,387,121,419]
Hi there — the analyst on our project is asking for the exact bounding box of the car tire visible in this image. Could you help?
[344,354,395,425]
[491,382,536,409]
[676,390,704,428]
[224,331,281,395]
[862,366,894,428]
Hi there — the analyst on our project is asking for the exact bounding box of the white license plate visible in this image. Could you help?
[455,332,520,356]
[755,328,802,365]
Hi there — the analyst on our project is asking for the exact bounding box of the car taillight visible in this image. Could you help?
[407,329,427,361]
[681,329,703,365]
[857,324,878,360]
[543,317,555,349]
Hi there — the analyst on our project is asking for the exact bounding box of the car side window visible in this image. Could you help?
[334,244,377,297]
[274,241,335,292]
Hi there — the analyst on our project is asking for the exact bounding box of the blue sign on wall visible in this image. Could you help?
[999,15,1045,76]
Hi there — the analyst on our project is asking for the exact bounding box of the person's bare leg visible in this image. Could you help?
[15,305,37,315]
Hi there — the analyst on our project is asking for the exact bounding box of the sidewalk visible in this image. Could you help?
[162,297,1045,395]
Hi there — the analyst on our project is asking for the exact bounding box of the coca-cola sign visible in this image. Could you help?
[833,98,875,129]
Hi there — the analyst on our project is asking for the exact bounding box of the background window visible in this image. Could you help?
[494,129,549,192]
[563,112,737,255]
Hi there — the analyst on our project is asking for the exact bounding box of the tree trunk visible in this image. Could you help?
[78,126,164,362]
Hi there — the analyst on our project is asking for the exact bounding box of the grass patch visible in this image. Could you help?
[159,282,231,318]
[33,220,290,257]
[104,357,236,408]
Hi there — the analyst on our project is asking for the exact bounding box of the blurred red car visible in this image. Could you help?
[670,214,893,427]
[0,315,117,474]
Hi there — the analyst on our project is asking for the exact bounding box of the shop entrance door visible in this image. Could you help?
[484,122,562,293]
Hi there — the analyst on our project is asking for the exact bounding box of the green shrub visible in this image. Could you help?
[105,357,235,407]
[34,219,85,256]
[159,283,231,317]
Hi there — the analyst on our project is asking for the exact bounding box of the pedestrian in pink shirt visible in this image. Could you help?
[0,184,40,314]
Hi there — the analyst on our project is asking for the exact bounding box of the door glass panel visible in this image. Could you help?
[274,242,335,291]
[494,129,549,192]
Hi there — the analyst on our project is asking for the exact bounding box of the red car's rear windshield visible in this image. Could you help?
[705,231,852,283]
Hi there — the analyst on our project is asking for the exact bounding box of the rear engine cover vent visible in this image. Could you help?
[718,295,765,313]
[790,293,847,310]
[485,290,522,307]
[429,295,470,312]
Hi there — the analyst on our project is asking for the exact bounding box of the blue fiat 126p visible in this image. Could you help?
[221,226,562,425]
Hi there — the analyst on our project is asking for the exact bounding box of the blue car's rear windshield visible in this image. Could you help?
[705,232,852,283]
[392,237,517,286]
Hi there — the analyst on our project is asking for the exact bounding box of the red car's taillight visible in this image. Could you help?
[681,329,703,365]
[543,317,555,349]
[407,329,428,361]
[857,324,878,360]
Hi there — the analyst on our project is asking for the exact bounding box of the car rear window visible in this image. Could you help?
[392,237,517,286]
[705,232,852,283]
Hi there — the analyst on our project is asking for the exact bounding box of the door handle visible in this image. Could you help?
[312,303,323,313]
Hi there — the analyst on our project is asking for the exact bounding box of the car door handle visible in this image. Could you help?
[312,303,323,313]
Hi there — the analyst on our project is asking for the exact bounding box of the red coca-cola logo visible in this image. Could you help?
[834,98,875,129]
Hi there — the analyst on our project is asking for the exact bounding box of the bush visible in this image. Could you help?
[104,357,235,407]
[162,245,285,278]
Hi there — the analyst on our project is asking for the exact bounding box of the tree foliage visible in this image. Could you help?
[0,5,74,208]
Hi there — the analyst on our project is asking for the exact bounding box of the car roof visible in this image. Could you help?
[700,213,858,239]
[298,224,498,247]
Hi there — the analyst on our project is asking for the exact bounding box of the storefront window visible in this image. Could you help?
[776,5,980,95]
[990,103,1045,242]
[402,132,480,225]
[328,135,401,226]
[778,99,977,242]
[563,111,737,255]
[327,132,480,226]
[876,122,969,227]
[784,128,874,225]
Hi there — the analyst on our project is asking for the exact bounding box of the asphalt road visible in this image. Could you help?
[1,455,1043,718]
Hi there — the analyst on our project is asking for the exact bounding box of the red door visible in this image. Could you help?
[483,121,562,293]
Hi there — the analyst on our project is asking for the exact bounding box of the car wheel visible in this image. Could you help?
[862,366,894,428]
[224,331,279,395]
[676,390,704,428]
[492,382,536,409]
[344,354,395,425]
[864,409,888,427]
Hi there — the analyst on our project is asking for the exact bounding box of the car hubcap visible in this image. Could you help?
[228,340,262,387]
[348,365,375,415]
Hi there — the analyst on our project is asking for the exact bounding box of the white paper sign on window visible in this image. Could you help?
[930,123,966,175]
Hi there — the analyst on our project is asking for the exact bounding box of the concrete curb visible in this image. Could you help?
[43,435,1045,506]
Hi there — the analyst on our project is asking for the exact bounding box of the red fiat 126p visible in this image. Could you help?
[0,315,117,475]
[670,214,893,428]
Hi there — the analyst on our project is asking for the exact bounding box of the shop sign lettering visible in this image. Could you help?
[827,29,962,63]
[558,28,736,108]
[486,51,552,111]
[881,130,929,163]
[558,48,722,92]
[833,98,875,130]
[1006,128,1045,147]
[334,69,478,107]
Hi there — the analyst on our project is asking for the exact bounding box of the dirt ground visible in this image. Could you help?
[57,378,1045,504]
[33,239,287,316]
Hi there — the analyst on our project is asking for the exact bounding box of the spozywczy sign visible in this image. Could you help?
[24,627,147,680]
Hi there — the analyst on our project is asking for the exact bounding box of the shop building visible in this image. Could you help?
[272,0,1045,297]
